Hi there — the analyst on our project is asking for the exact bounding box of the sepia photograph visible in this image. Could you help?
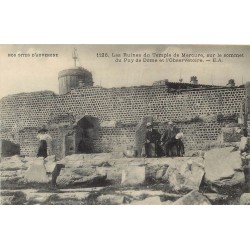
[1,44,250,205]
[2,1,250,250]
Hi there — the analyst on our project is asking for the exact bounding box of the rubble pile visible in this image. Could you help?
[1,144,250,205]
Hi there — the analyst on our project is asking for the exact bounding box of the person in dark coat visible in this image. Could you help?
[144,122,161,157]
[37,128,52,158]
[161,121,180,157]
[51,164,65,189]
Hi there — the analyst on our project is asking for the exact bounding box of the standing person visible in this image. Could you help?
[51,164,65,189]
[175,132,185,157]
[37,127,52,158]
[161,121,179,157]
[144,122,161,157]
[240,128,249,154]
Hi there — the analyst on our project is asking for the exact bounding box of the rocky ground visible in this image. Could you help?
[1,147,250,205]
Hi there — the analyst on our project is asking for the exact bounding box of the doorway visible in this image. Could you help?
[75,116,99,154]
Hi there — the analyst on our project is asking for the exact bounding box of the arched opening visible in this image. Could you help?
[75,116,99,154]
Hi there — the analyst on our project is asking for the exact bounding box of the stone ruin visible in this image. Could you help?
[1,64,250,205]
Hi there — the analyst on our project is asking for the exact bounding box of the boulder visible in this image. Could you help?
[56,157,113,186]
[161,200,174,205]
[97,157,170,184]
[0,191,26,205]
[72,173,107,185]
[101,158,136,184]
[121,166,146,186]
[57,165,107,187]
[65,159,84,169]
[203,193,228,205]
[0,170,18,177]
[45,162,57,173]
[240,137,249,152]
[161,193,183,202]
[37,191,93,204]
[146,162,169,182]
[221,127,241,143]
[53,192,90,201]
[91,161,111,168]
[0,176,22,183]
[64,154,85,162]
[240,193,250,205]
[204,147,245,194]
[23,156,38,162]
[0,155,25,170]
[0,195,14,205]
[173,190,211,205]
[123,148,137,158]
[208,171,245,195]
[205,147,242,181]
[57,153,113,169]
[82,153,112,162]
[97,194,125,205]
[130,196,162,205]
[127,159,147,167]
[118,189,165,199]
[110,151,124,159]
[16,169,28,178]
[155,166,168,180]
[24,158,49,183]
[25,192,53,204]
[57,166,95,184]
[162,159,205,192]
[95,166,119,183]
[55,154,84,167]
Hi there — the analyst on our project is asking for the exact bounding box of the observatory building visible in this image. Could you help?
[58,49,94,94]
[58,67,94,94]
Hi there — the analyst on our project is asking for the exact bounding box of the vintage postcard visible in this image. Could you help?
[0,44,250,205]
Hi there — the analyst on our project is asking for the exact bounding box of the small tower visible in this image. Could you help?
[190,76,198,84]
[58,49,94,95]
[226,79,235,87]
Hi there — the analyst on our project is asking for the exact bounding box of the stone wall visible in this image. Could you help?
[0,85,246,157]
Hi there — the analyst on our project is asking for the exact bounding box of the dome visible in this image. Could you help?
[58,67,94,94]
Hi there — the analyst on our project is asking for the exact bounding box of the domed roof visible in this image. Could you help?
[58,67,92,78]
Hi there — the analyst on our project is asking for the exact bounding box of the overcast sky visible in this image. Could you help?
[0,44,250,99]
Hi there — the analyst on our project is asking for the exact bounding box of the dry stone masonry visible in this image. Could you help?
[0,84,245,159]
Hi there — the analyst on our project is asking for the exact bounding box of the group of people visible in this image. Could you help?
[144,121,185,158]
[36,121,185,160]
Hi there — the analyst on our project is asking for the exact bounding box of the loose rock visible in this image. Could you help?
[97,194,125,205]
[204,147,245,195]
[130,196,162,205]
[0,155,25,170]
[0,195,14,205]
[240,193,250,205]
[24,158,49,183]
[173,190,211,205]
[57,167,107,187]
[162,160,204,192]
[121,166,146,186]
[203,193,229,204]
